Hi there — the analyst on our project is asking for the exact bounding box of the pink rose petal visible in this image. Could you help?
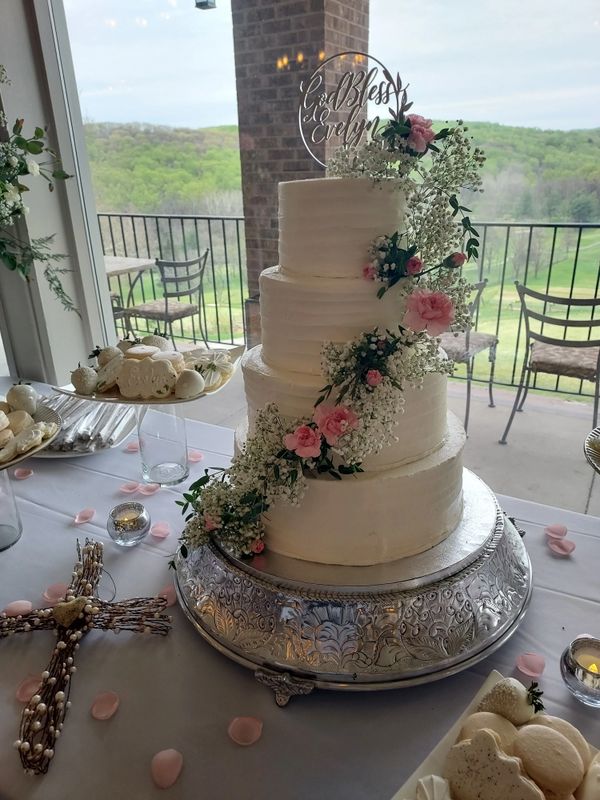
[158,584,177,607]
[187,449,203,463]
[42,583,69,605]
[544,523,567,539]
[124,440,140,452]
[74,507,95,525]
[516,652,546,678]
[139,483,160,496]
[151,522,171,540]
[548,538,576,556]
[119,481,140,494]
[13,468,34,480]
[151,749,183,789]
[227,716,263,747]
[3,600,33,617]
[91,690,120,721]
[16,675,41,703]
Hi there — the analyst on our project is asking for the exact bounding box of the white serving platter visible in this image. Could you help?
[53,345,245,405]
[0,404,62,471]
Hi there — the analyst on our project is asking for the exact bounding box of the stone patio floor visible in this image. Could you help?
[186,369,599,517]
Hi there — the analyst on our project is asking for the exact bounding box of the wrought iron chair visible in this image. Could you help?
[125,249,210,350]
[499,282,600,444]
[439,279,498,435]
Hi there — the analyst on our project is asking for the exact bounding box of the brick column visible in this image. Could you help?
[231,0,369,346]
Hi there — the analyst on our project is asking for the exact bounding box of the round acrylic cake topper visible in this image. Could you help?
[298,51,408,168]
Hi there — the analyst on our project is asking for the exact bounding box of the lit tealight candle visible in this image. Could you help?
[560,635,600,707]
[107,502,151,547]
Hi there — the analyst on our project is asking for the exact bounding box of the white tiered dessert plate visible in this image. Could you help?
[53,345,245,405]
[0,404,61,471]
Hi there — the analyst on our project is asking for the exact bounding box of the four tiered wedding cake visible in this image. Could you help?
[241,177,465,566]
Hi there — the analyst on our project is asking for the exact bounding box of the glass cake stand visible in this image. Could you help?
[174,469,533,705]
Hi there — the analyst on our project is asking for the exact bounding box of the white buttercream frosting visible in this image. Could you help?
[242,345,448,471]
[260,266,406,375]
[279,177,405,279]
[250,413,465,566]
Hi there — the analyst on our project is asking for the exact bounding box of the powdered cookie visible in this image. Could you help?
[0,428,14,447]
[152,350,185,375]
[575,761,600,800]
[124,344,160,360]
[96,355,124,392]
[445,729,545,800]
[7,410,34,435]
[457,712,518,755]
[0,410,9,431]
[117,357,177,399]
[514,726,584,797]
[526,715,591,771]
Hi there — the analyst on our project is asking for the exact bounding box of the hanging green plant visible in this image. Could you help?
[0,65,77,313]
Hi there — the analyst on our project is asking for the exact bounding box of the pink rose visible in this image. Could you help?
[448,251,467,267]
[366,369,383,387]
[284,424,322,458]
[203,512,221,532]
[250,538,265,554]
[403,289,455,336]
[406,256,423,276]
[406,114,435,154]
[362,263,376,280]
[313,404,359,446]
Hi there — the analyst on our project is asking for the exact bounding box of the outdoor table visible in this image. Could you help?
[103,256,156,279]
[0,388,599,799]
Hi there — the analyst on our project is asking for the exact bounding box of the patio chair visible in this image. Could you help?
[499,282,600,444]
[124,250,210,350]
[439,280,498,435]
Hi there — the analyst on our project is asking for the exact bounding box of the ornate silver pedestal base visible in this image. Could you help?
[175,471,532,705]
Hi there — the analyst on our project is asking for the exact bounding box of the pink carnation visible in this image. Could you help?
[250,538,265,554]
[403,289,455,336]
[313,404,359,446]
[448,251,467,267]
[362,263,376,280]
[284,424,322,458]
[406,114,435,154]
[406,256,423,276]
[366,369,383,387]
[203,512,221,532]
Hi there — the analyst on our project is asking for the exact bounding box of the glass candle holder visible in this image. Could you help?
[108,502,151,547]
[0,469,23,551]
[560,635,600,707]
[137,405,189,487]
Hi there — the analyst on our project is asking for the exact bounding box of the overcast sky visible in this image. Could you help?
[64,0,600,130]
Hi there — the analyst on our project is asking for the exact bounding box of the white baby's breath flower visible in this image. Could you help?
[26,158,40,176]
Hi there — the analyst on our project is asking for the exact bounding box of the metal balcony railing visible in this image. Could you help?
[99,213,600,398]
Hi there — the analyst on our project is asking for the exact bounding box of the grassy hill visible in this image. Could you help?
[84,121,600,222]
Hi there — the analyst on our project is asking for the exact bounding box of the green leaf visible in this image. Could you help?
[51,168,71,180]
[34,127,45,139]
[26,140,44,155]
[377,286,386,299]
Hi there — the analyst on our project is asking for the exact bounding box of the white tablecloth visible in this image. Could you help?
[0,402,599,799]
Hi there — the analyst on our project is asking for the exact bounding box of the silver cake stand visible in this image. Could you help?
[174,470,532,705]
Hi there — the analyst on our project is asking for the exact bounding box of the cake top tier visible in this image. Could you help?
[278,177,405,280]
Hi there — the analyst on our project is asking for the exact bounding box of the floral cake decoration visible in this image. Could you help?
[176,74,485,560]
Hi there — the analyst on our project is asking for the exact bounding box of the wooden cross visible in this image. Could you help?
[0,539,171,775]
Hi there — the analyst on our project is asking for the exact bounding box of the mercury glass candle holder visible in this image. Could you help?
[107,502,151,547]
[560,635,600,707]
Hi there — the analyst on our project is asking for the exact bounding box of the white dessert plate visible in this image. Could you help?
[392,669,598,799]
[52,345,245,405]
[0,404,62,472]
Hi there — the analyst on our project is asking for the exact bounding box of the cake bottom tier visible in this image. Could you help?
[236,412,466,566]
